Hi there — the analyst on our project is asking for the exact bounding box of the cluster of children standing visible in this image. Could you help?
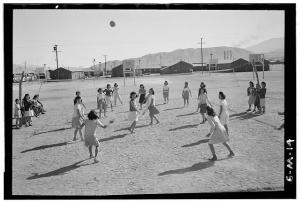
[247,81,267,113]
[14,93,46,128]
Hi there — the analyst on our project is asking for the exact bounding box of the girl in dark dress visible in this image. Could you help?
[138,84,146,110]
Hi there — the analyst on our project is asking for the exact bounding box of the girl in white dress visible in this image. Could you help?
[206,106,234,161]
[14,99,22,129]
[113,83,123,106]
[72,96,85,141]
[218,92,230,134]
[97,88,106,118]
[82,110,107,163]
[128,92,139,133]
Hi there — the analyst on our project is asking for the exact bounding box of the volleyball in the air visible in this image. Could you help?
[109,21,116,27]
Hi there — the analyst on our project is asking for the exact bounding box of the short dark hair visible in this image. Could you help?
[164,81,168,85]
[23,94,30,100]
[76,91,80,95]
[107,84,111,88]
[114,83,118,87]
[130,91,137,99]
[140,84,144,88]
[261,81,266,86]
[219,91,226,99]
[206,106,216,117]
[87,110,99,120]
[74,96,81,105]
[185,82,188,85]
[149,88,155,95]
[15,98,19,103]
[97,88,102,93]
[33,94,39,99]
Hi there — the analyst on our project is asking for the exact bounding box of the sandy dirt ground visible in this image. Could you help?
[11,70,284,195]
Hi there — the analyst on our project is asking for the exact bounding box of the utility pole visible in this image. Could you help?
[103,55,107,76]
[200,37,203,75]
[53,45,61,79]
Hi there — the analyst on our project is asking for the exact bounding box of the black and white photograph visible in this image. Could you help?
[4,3,296,199]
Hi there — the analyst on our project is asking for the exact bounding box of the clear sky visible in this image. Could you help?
[13,9,284,68]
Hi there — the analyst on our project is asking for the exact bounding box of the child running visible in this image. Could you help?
[103,84,114,112]
[144,88,160,125]
[182,82,192,107]
[97,88,106,118]
[205,106,234,161]
[138,84,146,110]
[218,92,230,134]
[14,98,22,129]
[128,91,139,133]
[259,81,267,113]
[72,96,85,141]
[82,110,107,163]
[246,81,255,111]
[162,81,170,104]
[113,83,123,106]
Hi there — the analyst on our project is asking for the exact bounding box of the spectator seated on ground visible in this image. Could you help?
[32,94,46,117]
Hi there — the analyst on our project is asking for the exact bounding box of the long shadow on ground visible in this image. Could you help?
[176,112,198,117]
[158,161,215,176]
[169,124,199,131]
[230,111,261,120]
[114,124,149,132]
[99,133,129,142]
[182,139,209,148]
[33,127,73,136]
[21,141,73,153]
[163,107,184,111]
[27,159,93,180]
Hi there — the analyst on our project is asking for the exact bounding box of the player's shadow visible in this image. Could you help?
[176,112,198,117]
[163,107,183,111]
[27,159,93,180]
[182,139,209,148]
[169,124,199,131]
[98,133,129,142]
[21,141,71,153]
[230,111,261,120]
[158,161,215,176]
[33,127,73,136]
[113,124,149,132]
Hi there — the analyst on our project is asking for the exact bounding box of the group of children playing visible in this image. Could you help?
[14,94,46,128]
[71,79,241,162]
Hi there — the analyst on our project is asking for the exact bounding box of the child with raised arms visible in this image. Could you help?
[82,110,107,163]
[205,106,234,161]
[113,83,123,106]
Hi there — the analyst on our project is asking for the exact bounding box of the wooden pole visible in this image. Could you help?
[19,71,25,102]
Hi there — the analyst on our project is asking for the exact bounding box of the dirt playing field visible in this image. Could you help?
[11,69,284,195]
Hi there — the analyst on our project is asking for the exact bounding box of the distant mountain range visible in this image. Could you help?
[13,37,284,73]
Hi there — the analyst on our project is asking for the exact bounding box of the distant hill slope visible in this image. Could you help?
[246,38,284,53]
[89,46,252,71]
